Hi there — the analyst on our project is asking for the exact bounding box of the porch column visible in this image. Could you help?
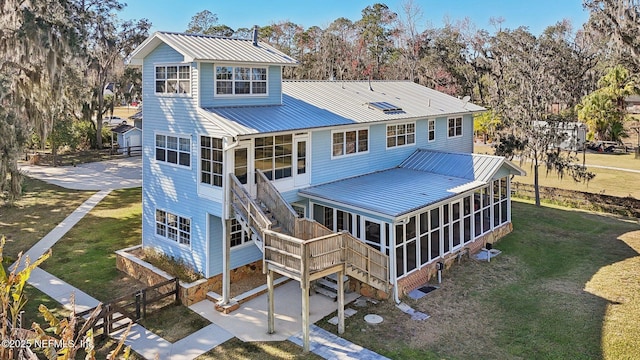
[301,281,310,352]
[267,269,275,334]
[337,268,345,334]
[220,218,231,305]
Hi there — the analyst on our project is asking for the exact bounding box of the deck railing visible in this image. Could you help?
[256,170,298,235]
[264,229,344,285]
[229,174,272,247]
[343,234,389,291]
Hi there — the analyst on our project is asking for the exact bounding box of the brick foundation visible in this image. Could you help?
[396,222,513,296]
[116,245,265,306]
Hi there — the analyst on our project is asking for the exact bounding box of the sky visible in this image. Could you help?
[119,0,591,36]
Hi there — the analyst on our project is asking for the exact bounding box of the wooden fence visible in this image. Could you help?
[76,278,179,338]
[511,182,640,218]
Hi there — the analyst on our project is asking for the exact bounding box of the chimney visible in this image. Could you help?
[252,25,259,46]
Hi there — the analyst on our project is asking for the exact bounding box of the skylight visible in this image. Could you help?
[368,102,403,113]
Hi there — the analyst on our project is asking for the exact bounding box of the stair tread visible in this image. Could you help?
[316,278,341,291]
[326,273,349,283]
[314,286,337,299]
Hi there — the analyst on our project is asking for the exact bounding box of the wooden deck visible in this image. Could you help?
[229,171,390,351]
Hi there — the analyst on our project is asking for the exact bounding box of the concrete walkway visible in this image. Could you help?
[18,158,389,359]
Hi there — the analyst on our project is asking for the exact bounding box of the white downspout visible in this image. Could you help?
[390,220,403,304]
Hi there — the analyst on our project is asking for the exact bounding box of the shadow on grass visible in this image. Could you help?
[318,201,639,360]
[494,201,640,359]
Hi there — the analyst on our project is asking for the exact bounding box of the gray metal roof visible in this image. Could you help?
[299,149,524,218]
[205,80,485,136]
[128,32,298,66]
[299,168,478,218]
[400,149,525,182]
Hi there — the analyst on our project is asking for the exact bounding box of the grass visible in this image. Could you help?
[195,338,322,360]
[317,200,640,359]
[475,143,640,198]
[40,187,143,302]
[138,304,210,343]
[0,177,95,261]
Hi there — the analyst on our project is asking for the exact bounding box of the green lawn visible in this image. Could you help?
[317,200,640,359]
[0,177,95,261]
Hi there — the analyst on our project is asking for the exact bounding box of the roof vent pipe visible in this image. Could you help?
[252,25,259,46]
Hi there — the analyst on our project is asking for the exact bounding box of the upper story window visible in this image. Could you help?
[332,129,368,157]
[448,117,463,138]
[428,119,435,142]
[156,133,190,167]
[215,66,267,96]
[201,136,223,187]
[255,134,292,180]
[156,209,190,246]
[155,64,190,94]
[387,123,415,148]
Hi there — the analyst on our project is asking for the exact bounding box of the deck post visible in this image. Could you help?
[267,269,275,334]
[337,268,345,334]
[220,219,232,305]
[302,281,310,352]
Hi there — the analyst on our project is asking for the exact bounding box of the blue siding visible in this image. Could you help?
[207,215,264,276]
[200,64,282,108]
[142,43,227,277]
[309,115,474,185]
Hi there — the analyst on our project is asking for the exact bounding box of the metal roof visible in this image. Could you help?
[400,149,525,182]
[128,32,299,66]
[299,168,479,218]
[299,149,524,218]
[111,124,137,134]
[205,80,485,136]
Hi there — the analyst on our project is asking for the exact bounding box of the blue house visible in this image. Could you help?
[128,31,524,307]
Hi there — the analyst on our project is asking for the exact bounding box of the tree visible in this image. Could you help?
[577,65,639,141]
[356,3,398,79]
[186,10,219,34]
[0,0,80,203]
[488,26,595,206]
[584,0,640,71]
[474,110,501,143]
[76,1,150,149]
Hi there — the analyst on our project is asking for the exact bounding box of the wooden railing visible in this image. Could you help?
[229,174,272,248]
[264,229,344,285]
[256,170,297,235]
[76,278,179,338]
[294,218,334,240]
[343,234,390,292]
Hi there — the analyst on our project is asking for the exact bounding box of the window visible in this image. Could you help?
[215,66,267,95]
[448,117,462,138]
[201,136,223,187]
[332,129,368,156]
[255,135,292,180]
[234,148,248,185]
[387,123,415,148]
[155,65,190,94]
[156,134,190,167]
[230,219,251,247]
[156,209,190,246]
[428,119,435,142]
[493,177,509,226]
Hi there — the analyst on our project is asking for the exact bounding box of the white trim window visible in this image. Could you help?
[156,209,191,246]
[255,134,292,180]
[387,123,415,148]
[215,66,267,96]
[448,117,463,138]
[230,218,251,247]
[155,134,191,167]
[332,129,368,157]
[201,136,223,187]
[428,119,436,142]
[155,64,190,94]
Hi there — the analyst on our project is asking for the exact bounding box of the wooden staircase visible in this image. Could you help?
[228,171,390,295]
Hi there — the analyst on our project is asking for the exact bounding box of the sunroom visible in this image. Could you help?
[298,149,525,298]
